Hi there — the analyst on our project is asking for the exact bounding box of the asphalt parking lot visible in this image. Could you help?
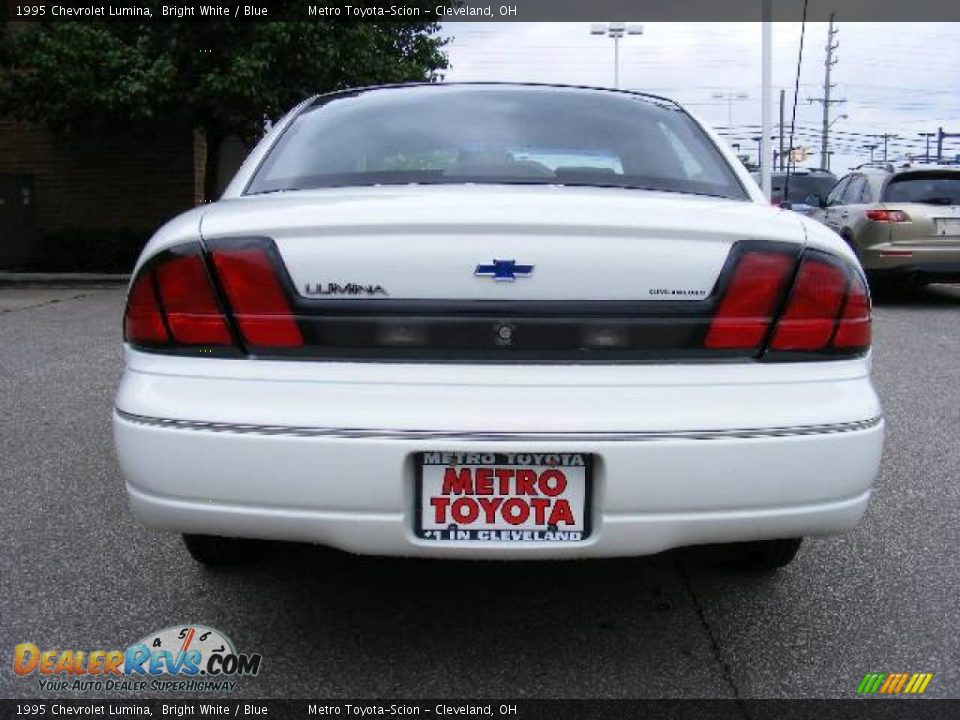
[1,283,958,700]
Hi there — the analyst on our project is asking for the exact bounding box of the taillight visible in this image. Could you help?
[124,240,303,354]
[769,258,846,350]
[705,250,795,350]
[831,272,871,349]
[706,245,871,359]
[124,244,233,349]
[865,209,910,223]
[154,254,232,345]
[768,253,870,355]
[124,272,167,344]
[209,245,303,348]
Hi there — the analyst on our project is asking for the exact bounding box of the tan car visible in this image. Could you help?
[808,165,960,286]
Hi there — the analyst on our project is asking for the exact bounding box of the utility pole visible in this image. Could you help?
[820,15,838,169]
[879,133,898,162]
[918,132,935,162]
[865,143,878,162]
[808,14,845,170]
[937,127,960,163]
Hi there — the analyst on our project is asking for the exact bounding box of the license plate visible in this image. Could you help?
[935,218,960,236]
[416,452,591,542]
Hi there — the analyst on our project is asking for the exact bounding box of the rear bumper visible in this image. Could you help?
[866,261,960,284]
[114,351,884,559]
[125,476,873,560]
[859,237,960,280]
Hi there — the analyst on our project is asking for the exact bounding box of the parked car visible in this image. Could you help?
[114,83,883,571]
[808,164,960,286]
[751,168,837,215]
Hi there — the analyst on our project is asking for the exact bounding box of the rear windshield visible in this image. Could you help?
[769,175,836,203]
[246,85,747,200]
[883,172,960,205]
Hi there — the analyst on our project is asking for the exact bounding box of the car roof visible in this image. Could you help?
[846,164,960,179]
[892,165,960,175]
[751,169,834,177]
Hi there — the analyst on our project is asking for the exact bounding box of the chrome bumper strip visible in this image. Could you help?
[115,409,882,442]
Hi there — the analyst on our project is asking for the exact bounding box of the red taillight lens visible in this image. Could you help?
[704,250,795,349]
[866,209,910,223]
[706,245,871,358]
[833,272,871,349]
[124,272,168,344]
[770,258,847,351]
[124,244,234,349]
[210,247,303,348]
[767,254,871,355]
[154,254,232,345]
[125,240,301,354]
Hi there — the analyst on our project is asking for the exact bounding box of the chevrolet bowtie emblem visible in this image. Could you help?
[474,259,534,282]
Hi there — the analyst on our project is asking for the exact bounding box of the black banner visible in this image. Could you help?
[3,700,960,720]
[5,0,960,22]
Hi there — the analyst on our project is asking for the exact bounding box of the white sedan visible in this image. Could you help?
[114,83,883,570]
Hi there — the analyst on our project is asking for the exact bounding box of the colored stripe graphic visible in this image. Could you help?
[904,673,934,694]
[858,672,932,695]
[884,673,909,694]
[857,673,886,694]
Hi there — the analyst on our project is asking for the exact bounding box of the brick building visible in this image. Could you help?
[0,121,250,269]
[0,121,206,232]
[0,120,206,268]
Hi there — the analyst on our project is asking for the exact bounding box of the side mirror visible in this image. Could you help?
[805,193,826,208]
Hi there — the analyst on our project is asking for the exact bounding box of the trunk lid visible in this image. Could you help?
[200,185,804,302]
[883,203,960,246]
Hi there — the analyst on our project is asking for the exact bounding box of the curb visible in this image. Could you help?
[0,272,130,287]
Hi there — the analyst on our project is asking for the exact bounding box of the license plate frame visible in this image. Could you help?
[415,451,593,543]
[935,217,960,236]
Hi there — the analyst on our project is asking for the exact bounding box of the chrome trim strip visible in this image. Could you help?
[115,409,882,442]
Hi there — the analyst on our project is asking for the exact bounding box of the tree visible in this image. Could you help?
[0,17,448,200]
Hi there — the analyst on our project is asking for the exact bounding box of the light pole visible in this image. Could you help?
[864,143,878,162]
[590,22,644,89]
[751,135,778,169]
[760,5,772,200]
[711,91,749,135]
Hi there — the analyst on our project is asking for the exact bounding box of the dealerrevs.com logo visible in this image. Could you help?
[13,625,262,693]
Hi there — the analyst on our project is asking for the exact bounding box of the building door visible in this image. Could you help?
[0,174,37,268]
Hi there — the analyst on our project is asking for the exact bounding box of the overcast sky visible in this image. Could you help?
[440,22,960,174]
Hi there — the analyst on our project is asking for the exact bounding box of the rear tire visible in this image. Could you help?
[840,230,859,257]
[182,534,263,567]
[866,274,899,296]
[729,537,802,571]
